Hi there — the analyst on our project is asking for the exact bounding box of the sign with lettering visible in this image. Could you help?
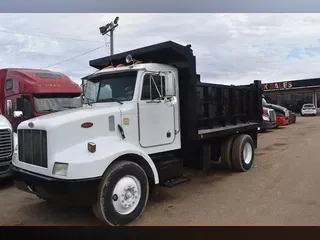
[262,81,293,91]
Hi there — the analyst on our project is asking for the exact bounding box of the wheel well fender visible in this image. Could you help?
[106,153,159,187]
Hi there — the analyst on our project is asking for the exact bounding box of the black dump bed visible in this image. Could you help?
[89,41,262,142]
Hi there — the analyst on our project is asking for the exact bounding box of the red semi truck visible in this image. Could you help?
[0,68,82,131]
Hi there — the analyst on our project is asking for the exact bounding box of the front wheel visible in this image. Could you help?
[92,161,149,225]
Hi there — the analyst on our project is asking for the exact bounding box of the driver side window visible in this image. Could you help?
[141,74,166,101]
[17,96,32,117]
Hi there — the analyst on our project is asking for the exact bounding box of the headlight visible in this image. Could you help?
[285,110,289,117]
[13,133,18,153]
[14,144,18,153]
[263,115,269,121]
[52,162,69,176]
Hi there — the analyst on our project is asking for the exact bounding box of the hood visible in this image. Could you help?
[263,103,287,112]
[0,115,12,130]
[18,103,121,131]
[18,103,124,154]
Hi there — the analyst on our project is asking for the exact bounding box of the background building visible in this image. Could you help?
[262,78,320,113]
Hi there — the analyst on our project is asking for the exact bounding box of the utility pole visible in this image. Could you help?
[99,16,119,56]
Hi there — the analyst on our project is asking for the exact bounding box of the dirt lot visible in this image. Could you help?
[1,116,320,225]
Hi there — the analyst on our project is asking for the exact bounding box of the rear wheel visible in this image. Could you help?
[231,134,255,172]
[220,136,236,170]
[92,161,149,225]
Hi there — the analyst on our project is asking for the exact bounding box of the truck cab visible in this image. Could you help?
[0,68,82,132]
[0,110,15,178]
[259,106,277,132]
[12,41,262,225]
[262,96,289,126]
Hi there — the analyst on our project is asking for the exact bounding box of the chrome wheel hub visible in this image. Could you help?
[243,142,253,165]
[112,175,141,215]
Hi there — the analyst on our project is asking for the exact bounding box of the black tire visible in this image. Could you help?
[231,134,255,172]
[220,136,236,170]
[92,161,149,225]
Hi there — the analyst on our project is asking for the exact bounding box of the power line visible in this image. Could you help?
[0,30,104,43]
[42,44,107,69]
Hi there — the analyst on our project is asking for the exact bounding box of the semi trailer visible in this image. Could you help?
[12,41,262,225]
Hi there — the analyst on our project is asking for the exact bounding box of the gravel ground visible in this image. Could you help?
[1,116,320,225]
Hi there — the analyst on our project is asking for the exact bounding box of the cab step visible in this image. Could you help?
[161,176,190,188]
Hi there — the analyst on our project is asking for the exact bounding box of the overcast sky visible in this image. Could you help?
[1,13,320,85]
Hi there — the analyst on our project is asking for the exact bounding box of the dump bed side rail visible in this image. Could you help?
[196,80,262,138]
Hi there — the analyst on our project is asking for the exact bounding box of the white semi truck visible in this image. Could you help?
[0,110,16,179]
[12,41,262,225]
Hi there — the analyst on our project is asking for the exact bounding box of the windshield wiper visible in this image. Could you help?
[84,97,95,106]
[63,106,78,109]
[41,109,59,112]
[98,98,124,105]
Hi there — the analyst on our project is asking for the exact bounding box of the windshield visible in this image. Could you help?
[84,71,137,104]
[34,96,82,113]
[303,104,315,108]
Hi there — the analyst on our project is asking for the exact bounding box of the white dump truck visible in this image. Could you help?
[0,110,16,179]
[12,41,262,225]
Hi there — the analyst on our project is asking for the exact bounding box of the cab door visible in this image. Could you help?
[138,72,176,148]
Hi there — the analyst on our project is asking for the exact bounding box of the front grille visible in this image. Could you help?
[268,109,276,122]
[0,129,13,161]
[18,129,48,168]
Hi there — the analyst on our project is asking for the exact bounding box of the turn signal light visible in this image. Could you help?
[88,142,96,153]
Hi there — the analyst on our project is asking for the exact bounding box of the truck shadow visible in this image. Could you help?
[149,167,234,204]
[15,166,252,225]
[20,201,101,224]
[0,178,13,190]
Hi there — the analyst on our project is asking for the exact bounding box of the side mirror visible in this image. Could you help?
[13,111,23,118]
[166,73,176,96]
